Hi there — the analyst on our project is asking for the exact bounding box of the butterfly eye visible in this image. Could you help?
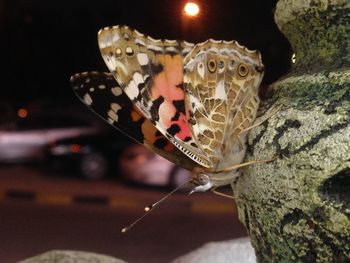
[198,174,209,185]
[218,61,225,69]
[229,60,236,68]
[238,64,249,77]
[115,48,122,57]
[207,59,217,73]
[125,46,134,56]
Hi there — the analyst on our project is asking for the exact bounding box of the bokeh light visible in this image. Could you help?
[184,2,200,17]
[17,108,28,118]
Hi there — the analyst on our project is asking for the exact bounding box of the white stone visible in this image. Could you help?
[172,238,256,263]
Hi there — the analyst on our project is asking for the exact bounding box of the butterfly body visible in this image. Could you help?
[72,25,264,193]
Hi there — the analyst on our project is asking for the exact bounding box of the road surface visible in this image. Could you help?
[0,165,247,263]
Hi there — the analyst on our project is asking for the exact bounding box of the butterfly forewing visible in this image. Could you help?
[183,40,264,171]
[70,71,198,170]
[97,25,211,168]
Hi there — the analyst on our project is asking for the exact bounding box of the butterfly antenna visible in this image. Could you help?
[121,178,193,233]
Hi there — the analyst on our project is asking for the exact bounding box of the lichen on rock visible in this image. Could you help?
[275,0,350,74]
[232,0,350,262]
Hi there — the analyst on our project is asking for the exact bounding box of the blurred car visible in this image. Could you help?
[0,109,100,163]
[44,133,124,180]
[45,133,192,188]
[118,144,192,189]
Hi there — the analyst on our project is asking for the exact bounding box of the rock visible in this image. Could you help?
[172,238,256,263]
[232,0,350,262]
[18,250,127,263]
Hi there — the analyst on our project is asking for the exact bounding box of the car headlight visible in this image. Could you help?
[50,145,74,155]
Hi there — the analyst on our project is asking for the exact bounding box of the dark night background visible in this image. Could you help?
[0,1,293,261]
[0,0,291,107]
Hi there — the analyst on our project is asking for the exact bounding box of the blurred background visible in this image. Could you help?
[0,0,291,262]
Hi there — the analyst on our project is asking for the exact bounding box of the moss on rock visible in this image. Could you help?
[232,0,350,262]
[275,0,350,73]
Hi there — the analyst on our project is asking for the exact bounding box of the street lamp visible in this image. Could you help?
[184,2,200,17]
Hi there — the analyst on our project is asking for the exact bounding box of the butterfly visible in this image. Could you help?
[71,25,265,196]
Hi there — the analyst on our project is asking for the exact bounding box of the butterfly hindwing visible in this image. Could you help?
[97,25,211,168]
[183,40,264,171]
[70,71,197,170]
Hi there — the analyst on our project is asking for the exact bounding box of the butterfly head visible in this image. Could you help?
[190,165,242,194]
[189,167,213,193]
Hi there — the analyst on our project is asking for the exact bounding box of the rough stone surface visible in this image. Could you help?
[274,0,348,28]
[18,250,127,263]
[275,0,350,74]
[232,0,350,262]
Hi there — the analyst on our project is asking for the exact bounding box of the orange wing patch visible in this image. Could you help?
[151,54,192,141]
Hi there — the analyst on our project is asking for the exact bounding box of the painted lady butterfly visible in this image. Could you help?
[71,25,265,196]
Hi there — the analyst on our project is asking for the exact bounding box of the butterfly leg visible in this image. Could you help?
[211,187,236,199]
[217,156,277,174]
[211,187,246,203]
[239,104,282,135]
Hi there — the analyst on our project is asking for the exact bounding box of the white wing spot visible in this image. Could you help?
[104,33,112,47]
[105,55,117,71]
[108,103,122,122]
[108,109,118,122]
[98,84,106,89]
[197,63,205,79]
[111,86,122,96]
[146,44,163,52]
[89,87,95,92]
[135,38,146,46]
[125,80,139,99]
[165,46,177,52]
[99,41,106,49]
[112,33,120,43]
[133,72,144,86]
[215,80,226,99]
[85,78,90,83]
[198,123,210,132]
[137,53,149,66]
[116,60,129,76]
[83,93,92,105]
[111,103,122,113]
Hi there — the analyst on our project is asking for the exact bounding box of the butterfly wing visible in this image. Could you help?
[183,40,264,171]
[97,25,211,168]
[70,71,198,170]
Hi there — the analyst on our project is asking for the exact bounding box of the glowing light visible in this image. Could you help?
[292,53,296,64]
[18,108,28,118]
[184,2,199,17]
[70,144,81,153]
